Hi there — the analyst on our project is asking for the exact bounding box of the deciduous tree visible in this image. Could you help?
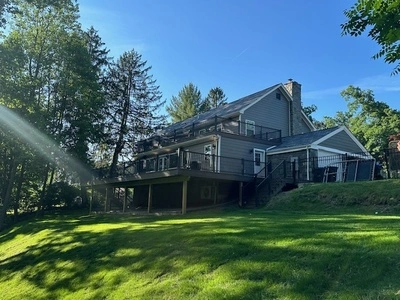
[342,0,400,75]
[321,86,400,158]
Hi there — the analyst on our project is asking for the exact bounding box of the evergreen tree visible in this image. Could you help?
[203,87,227,110]
[105,49,165,177]
[166,83,204,122]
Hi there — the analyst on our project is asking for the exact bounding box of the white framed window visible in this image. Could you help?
[204,144,213,168]
[245,120,255,136]
[158,155,168,171]
[204,144,212,160]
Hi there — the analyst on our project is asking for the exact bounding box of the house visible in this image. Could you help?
[92,79,374,213]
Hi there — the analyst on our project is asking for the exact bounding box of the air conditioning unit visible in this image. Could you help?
[201,186,213,200]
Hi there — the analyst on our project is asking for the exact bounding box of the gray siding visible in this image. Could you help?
[320,131,364,153]
[184,142,214,154]
[241,89,290,137]
[220,136,269,175]
[298,117,312,134]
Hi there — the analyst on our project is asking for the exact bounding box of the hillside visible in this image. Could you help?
[1,180,400,299]
[267,179,400,213]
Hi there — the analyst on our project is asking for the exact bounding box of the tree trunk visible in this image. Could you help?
[0,158,18,231]
[13,160,26,222]
[38,164,50,214]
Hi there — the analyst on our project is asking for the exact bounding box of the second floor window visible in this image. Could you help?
[245,120,255,136]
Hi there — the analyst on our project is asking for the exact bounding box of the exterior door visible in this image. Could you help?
[254,149,265,176]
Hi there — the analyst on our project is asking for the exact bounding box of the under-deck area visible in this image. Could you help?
[90,175,244,214]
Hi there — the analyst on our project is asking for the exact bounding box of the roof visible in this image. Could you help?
[267,126,340,152]
[162,84,280,134]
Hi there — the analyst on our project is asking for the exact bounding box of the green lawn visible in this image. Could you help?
[1,182,400,299]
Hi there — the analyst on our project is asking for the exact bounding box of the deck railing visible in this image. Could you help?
[93,151,375,183]
[135,116,281,153]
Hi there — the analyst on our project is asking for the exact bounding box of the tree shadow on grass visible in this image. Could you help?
[0,210,399,299]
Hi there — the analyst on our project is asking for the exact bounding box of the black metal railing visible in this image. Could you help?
[94,151,376,184]
[94,151,263,179]
[135,116,281,153]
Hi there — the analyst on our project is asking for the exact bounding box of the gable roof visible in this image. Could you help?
[267,126,340,152]
[162,84,280,134]
[266,126,370,155]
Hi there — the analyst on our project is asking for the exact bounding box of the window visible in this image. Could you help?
[245,120,255,136]
[276,92,281,100]
[255,152,261,166]
[158,155,168,171]
[204,144,212,161]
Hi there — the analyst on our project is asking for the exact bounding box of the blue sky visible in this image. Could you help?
[79,0,400,120]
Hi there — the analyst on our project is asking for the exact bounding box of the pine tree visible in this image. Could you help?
[203,87,227,110]
[105,50,165,177]
[166,83,204,122]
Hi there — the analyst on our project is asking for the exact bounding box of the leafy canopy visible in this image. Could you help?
[322,86,400,159]
[342,0,400,75]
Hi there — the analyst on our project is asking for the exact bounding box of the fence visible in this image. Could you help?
[93,151,376,183]
[135,116,281,153]
[291,153,375,183]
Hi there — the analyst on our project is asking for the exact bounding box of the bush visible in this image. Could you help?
[44,182,80,209]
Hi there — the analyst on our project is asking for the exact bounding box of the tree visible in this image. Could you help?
[0,0,17,28]
[342,0,400,75]
[321,86,400,158]
[104,50,165,177]
[166,83,204,122]
[0,0,107,224]
[203,87,227,110]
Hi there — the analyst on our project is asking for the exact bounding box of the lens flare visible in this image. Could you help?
[0,104,91,181]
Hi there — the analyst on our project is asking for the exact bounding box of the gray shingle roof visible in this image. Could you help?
[163,84,280,134]
[268,126,340,152]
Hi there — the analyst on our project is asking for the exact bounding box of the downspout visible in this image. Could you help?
[217,135,221,172]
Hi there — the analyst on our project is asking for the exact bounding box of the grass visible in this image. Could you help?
[1,181,400,299]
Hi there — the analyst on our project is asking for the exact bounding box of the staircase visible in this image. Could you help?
[242,160,295,207]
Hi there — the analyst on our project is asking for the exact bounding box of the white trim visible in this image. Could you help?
[316,145,373,159]
[313,127,342,144]
[266,146,309,155]
[253,148,266,175]
[301,111,316,131]
[158,155,168,171]
[238,114,242,135]
[217,135,221,172]
[316,145,348,155]
[266,145,277,151]
[315,126,370,154]
[245,119,255,136]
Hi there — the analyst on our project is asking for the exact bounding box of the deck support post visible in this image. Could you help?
[147,184,153,213]
[182,180,188,214]
[239,182,243,207]
[105,187,109,212]
[90,180,94,214]
[213,181,218,205]
[123,187,128,213]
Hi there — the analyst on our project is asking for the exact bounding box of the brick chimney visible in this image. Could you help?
[283,79,303,136]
